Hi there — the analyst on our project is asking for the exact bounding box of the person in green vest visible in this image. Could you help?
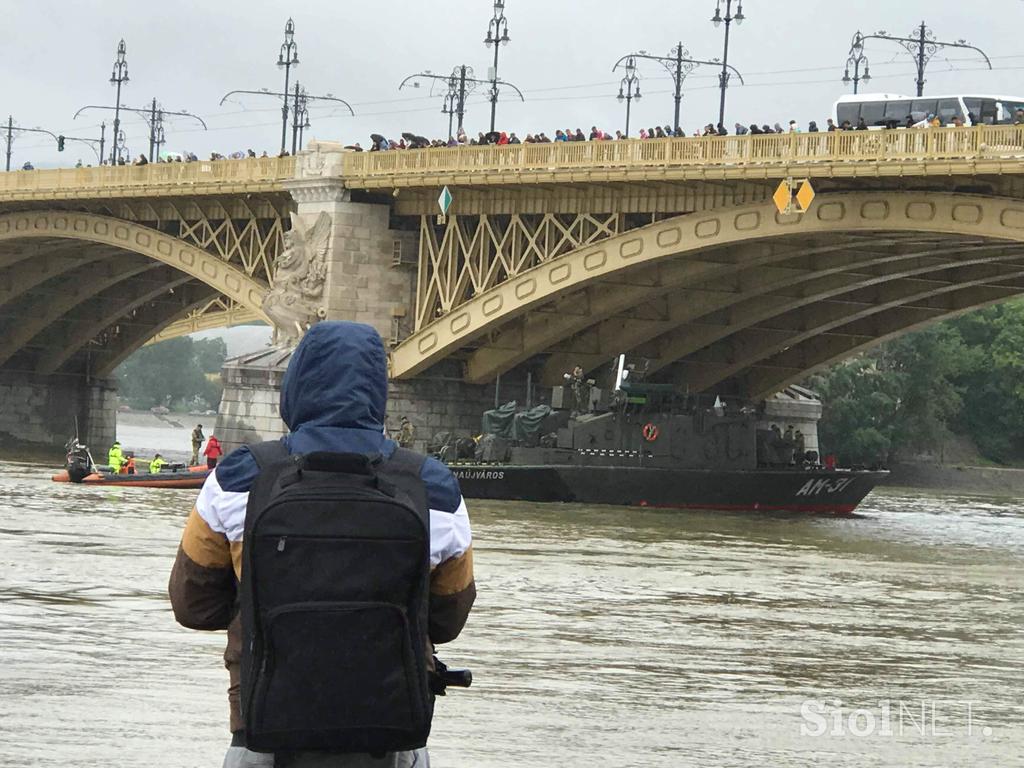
[107,441,124,473]
[150,453,167,475]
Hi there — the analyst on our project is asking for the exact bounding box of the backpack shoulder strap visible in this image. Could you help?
[387,447,427,474]
[242,441,291,541]
[382,448,428,513]
[248,440,291,472]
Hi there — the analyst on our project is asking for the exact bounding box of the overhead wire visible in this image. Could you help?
[9,56,1024,153]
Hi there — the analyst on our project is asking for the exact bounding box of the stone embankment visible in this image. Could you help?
[886,462,1024,498]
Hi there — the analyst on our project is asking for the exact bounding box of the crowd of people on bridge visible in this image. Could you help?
[12,106,1024,169]
[351,106,1024,153]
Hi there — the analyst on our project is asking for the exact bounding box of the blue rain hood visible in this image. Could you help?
[279,321,391,455]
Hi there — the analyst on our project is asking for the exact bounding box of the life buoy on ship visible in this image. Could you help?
[642,422,660,442]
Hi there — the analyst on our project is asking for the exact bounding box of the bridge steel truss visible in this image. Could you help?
[414,212,625,331]
[0,194,288,378]
[392,192,1024,399]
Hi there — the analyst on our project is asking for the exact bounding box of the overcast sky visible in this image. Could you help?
[4,0,1023,166]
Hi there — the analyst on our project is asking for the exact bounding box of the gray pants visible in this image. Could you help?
[223,747,429,768]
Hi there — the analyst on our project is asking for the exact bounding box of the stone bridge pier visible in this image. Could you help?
[0,371,116,453]
[217,143,510,451]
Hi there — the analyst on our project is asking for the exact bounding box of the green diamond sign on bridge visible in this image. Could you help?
[438,186,453,216]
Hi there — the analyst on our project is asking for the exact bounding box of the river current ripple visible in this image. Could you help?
[0,462,1021,767]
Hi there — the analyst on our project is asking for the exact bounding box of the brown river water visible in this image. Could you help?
[0,461,1022,767]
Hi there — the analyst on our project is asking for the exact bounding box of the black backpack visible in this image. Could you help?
[239,442,433,754]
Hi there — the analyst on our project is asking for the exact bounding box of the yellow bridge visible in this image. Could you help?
[3,127,1024,446]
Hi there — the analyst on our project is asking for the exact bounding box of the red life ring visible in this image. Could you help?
[642,422,660,442]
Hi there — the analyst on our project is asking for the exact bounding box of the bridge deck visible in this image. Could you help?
[0,156,296,201]
[341,125,1024,189]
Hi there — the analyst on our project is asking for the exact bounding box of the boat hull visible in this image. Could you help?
[52,467,210,489]
[449,464,887,514]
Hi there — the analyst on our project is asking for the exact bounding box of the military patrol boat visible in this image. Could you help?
[442,377,887,514]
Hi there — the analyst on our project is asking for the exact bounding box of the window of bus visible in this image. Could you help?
[937,99,961,124]
[997,102,1024,124]
[837,103,859,127]
[963,98,998,125]
[910,99,938,123]
[859,101,886,127]
[884,100,913,126]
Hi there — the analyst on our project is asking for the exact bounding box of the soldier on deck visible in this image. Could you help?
[397,416,416,449]
[564,365,589,414]
[190,424,205,466]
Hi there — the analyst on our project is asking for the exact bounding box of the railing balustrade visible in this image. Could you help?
[341,125,1024,181]
[0,156,296,195]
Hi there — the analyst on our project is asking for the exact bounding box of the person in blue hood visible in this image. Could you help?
[169,321,476,767]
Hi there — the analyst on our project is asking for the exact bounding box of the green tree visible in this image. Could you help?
[194,337,228,374]
[947,301,1024,461]
[810,325,969,464]
[116,336,223,411]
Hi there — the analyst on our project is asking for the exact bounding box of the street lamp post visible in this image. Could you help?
[4,116,13,172]
[2,119,67,170]
[711,0,744,128]
[842,33,871,94]
[613,46,741,135]
[115,129,128,165]
[75,104,206,162]
[442,87,458,139]
[484,0,511,133]
[401,66,522,137]
[277,18,300,155]
[219,87,352,150]
[668,44,694,135]
[294,89,311,151]
[856,23,991,97]
[153,117,166,160]
[108,40,129,166]
[616,57,642,138]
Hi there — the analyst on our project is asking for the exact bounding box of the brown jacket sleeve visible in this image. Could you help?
[168,508,236,631]
[429,546,476,644]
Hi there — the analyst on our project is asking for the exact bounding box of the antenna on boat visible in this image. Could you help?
[614,354,627,391]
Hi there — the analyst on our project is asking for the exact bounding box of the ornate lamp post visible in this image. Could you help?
[613,45,742,135]
[294,89,311,151]
[277,18,300,155]
[484,0,511,133]
[857,23,990,97]
[842,33,871,94]
[108,40,129,166]
[711,0,744,128]
[616,56,642,138]
[401,66,522,137]
[114,129,129,165]
[75,103,206,163]
[442,82,459,139]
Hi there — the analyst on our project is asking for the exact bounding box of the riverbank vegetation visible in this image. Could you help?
[810,300,1024,466]
[115,337,226,412]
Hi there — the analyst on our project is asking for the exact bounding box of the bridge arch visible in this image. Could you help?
[391,192,1024,394]
[0,211,270,374]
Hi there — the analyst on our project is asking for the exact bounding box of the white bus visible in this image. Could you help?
[832,93,1024,129]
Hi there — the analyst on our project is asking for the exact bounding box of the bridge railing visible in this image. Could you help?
[341,125,1024,181]
[0,156,297,196]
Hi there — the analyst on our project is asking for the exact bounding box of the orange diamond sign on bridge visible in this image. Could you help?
[772,178,816,215]
[795,178,816,212]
